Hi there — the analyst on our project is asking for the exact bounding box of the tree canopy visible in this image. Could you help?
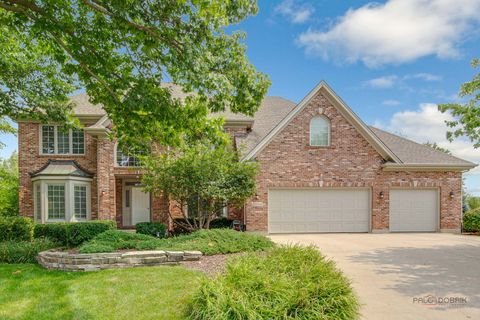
[439,58,480,148]
[0,0,270,146]
[0,152,18,216]
[424,142,452,155]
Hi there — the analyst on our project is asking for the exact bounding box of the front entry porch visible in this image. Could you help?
[116,179,151,228]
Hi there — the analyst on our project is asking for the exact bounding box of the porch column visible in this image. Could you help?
[97,137,116,220]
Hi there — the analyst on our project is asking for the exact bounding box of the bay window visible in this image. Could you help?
[33,179,91,223]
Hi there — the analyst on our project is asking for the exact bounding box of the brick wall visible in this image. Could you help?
[245,91,463,232]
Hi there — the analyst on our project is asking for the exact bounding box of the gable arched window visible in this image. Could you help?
[310,116,330,146]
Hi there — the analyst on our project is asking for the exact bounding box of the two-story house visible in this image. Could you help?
[18,81,476,233]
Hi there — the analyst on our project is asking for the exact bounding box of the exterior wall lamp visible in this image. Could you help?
[379,191,384,199]
[449,191,454,199]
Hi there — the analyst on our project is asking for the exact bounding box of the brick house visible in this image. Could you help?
[18,81,476,233]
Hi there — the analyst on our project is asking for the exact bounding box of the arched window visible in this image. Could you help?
[310,116,330,146]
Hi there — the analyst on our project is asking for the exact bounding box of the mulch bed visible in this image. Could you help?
[181,253,244,276]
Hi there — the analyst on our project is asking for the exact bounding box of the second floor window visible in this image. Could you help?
[41,125,85,155]
[116,144,147,167]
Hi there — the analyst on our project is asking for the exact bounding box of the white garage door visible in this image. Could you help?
[390,189,438,232]
[268,189,370,233]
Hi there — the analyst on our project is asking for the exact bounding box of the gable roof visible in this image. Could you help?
[242,81,401,162]
[69,82,476,171]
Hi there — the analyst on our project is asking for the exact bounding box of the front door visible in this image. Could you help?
[131,187,151,225]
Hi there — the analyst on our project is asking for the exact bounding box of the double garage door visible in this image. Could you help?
[268,188,438,233]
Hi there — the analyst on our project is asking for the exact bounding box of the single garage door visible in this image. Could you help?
[268,189,370,233]
[390,189,438,232]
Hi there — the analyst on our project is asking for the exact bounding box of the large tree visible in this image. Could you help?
[438,58,480,148]
[0,0,269,147]
[0,152,19,216]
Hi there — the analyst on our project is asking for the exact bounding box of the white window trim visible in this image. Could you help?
[32,177,91,223]
[309,116,331,147]
[39,125,85,155]
[114,142,144,168]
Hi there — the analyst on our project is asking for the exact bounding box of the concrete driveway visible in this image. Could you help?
[269,233,480,320]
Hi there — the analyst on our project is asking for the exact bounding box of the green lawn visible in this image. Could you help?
[0,264,203,320]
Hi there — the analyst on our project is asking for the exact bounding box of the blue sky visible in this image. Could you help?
[1,0,479,194]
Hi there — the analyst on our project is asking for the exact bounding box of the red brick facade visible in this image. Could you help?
[244,91,462,232]
[18,90,464,232]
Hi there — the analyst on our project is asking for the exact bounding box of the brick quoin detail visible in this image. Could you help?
[244,91,462,232]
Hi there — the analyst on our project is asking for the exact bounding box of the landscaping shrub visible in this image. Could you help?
[209,217,233,229]
[172,217,234,235]
[34,220,116,247]
[187,246,359,320]
[79,229,274,254]
[0,238,58,263]
[0,216,34,242]
[136,222,167,238]
[463,208,480,233]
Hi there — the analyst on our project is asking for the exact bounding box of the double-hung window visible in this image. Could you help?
[74,185,88,220]
[47,184,66,220]
[40,125,85,155]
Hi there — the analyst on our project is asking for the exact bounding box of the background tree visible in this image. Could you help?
[142,142,258,231]
[0,0,270,147]
[438,58,480,147]
[0,152,19,216]
[423,142,452,154]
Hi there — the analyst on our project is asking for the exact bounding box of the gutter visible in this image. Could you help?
[382,163,477,172]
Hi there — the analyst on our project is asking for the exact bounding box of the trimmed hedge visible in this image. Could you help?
[463,208,480,233]
[0,216,34,242]
[135,222,167,238]
[34,220,116,247]
[0,238,59,264]
[187,246,360,320]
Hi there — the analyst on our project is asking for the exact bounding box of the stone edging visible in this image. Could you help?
[37,249,202,272]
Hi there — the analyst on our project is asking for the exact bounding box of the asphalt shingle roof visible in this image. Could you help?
[369,127,475,165]
[69,84,474,167]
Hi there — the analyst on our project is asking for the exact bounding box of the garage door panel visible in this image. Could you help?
[390,189,437,232]
[268,189,370,233]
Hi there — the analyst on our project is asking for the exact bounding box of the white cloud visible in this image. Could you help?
[365,72,442,89]
[365,75,398,88]
[383,99,401,106]
[381,103,479,176]
[408,73,442,81]
[297,0,480,67]
[275,0,314,24]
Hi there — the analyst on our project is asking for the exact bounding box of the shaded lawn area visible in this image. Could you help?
[0,264,203,320]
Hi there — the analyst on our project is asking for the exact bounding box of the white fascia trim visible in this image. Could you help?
[382,163,477,172]
[241,80,401,162]
[31,175,93,182]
